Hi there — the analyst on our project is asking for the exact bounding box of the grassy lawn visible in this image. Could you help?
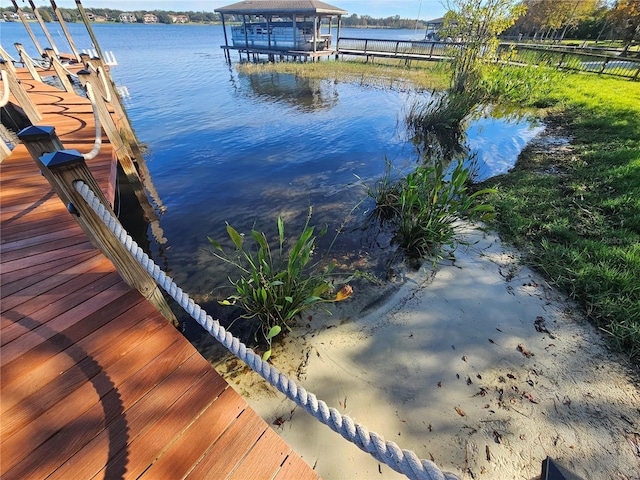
[480,72,640,364]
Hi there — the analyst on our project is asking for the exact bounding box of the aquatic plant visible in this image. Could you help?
[208,208,352,361]
[367,158,496,262]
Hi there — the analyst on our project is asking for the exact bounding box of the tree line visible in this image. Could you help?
[504,0,639,48]
[0,6,219,24]
[1,0,638,49]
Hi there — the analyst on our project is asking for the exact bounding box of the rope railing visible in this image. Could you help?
[59,61,80,80]
[81,81,102,161]
[72,178,460,480]
[86,63,112,103]
[0,71,10,108]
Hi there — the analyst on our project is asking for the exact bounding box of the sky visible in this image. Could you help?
[49,1,448,21]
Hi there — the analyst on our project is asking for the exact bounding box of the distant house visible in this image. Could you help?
[119,12,136,23]
[143,13,158,24]
[169,14,189,23]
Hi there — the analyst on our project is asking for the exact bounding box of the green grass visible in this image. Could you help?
[480,73,640,364]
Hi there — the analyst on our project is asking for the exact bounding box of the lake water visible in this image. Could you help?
[3,22,543,338]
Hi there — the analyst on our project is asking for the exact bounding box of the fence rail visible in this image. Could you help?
[499,43,640,80]
[335,37,640,80]
[337,37,455,61]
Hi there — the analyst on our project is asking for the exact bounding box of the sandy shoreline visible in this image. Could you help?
[206,224,640,479]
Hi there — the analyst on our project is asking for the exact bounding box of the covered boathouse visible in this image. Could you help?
[215,0,347,62]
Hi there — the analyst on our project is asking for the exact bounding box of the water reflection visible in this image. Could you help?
[238,72,339,112]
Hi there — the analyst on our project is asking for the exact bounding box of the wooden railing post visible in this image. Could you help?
[76,69,167,242]
[77,62,166,214]
[0,45,19,76]
[14,43,42,82]
[76,68,141,185]
[51,0,82,62]
[43,48,74,92]
[82,57,150,171]
[0,59,42,125]
[17,125,178,326]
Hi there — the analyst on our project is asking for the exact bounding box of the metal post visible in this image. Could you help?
[242,15,250,61]
[221,14,231,63]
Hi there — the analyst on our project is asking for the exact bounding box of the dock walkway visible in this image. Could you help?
[1,68,319,479]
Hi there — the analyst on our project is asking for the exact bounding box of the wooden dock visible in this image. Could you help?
[1,67,319,479]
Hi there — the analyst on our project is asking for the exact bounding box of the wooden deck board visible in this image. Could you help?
[1,65,319,479]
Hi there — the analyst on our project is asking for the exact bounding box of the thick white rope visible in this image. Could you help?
[87,63,112,103]
[0,71,9,108]
[82,82,102,161]
[73,179,459,480]
[97,66,111,103]
[60,61,80,79]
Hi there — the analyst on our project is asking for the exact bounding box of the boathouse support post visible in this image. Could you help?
[220,14,231,63]
[14,43,42,83]
[0,60,42,125]
[313,16,318,53]
[11,0,44,57]
[28,0,61,58]
[242,15,250,61]
[17,126,178,326]
[51,0,82,62]
[43,49,74,93]
[293,15,297,50]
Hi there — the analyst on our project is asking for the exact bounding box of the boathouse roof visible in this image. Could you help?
[215,0,348,16]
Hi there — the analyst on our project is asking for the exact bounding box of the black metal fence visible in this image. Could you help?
[498,43,640,80]
[335,37,640,80]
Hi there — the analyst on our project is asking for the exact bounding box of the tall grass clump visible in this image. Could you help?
[208,208,352,360]
[366,158,496,263]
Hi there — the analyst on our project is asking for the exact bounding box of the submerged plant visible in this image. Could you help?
[208,208,353,361]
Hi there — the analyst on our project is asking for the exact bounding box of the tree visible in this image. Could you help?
[441,0,526,93]
[609,0,640,52]
[513,0,603,41]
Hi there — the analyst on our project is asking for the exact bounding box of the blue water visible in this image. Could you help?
[2,22,543,322]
